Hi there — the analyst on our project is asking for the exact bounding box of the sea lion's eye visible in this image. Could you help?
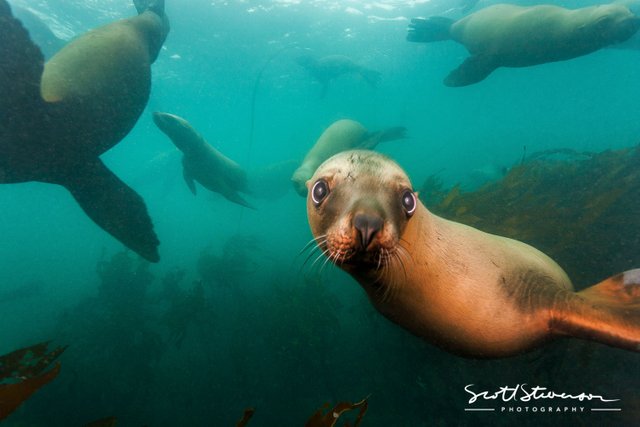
[311,179,330,205]
[401,189,417,216]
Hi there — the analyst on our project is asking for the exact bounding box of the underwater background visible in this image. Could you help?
[1,0,640,425]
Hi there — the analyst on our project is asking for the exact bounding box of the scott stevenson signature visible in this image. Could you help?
[464,384,620,404]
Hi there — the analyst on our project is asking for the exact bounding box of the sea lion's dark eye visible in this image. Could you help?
[311,179,330,205]
[401,189,417,216]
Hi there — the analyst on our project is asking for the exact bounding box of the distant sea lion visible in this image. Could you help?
[153,112,255,209]
[305,150,640,358]
[291,119,406,196]
[0,0,169,261]
[407,3,640,86]
[296,54,382,97]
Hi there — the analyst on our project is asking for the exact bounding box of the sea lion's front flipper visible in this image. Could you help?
[444,55,498,87]
[361,127,407,150]
[60,159,160,262]
[550,270,640,352]
[0,0,45,125]
[183,166,197,195]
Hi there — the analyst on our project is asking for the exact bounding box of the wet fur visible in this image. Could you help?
[306,150,640,358]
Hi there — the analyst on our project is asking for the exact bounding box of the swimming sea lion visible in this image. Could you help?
[0,0,169,262]
[407,3,640,86]
[305,150,640,358]
[291,119,406,196]
[296,54,382,98]
[152,112,255,209]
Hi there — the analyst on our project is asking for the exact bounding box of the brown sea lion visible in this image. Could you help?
[152,112,254,209]
[0,0,169,261]
[291,119,406,196]
[407,3,640,86]
[305,150,640,358]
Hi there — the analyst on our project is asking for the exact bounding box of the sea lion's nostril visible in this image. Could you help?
[354,213,383,249]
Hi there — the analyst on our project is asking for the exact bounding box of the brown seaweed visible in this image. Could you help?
[420,145,640,286]
[235,407,255,427]
[304,397,368,427]
[0,341,66,420]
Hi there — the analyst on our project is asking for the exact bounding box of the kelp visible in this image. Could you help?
[0,341,66,420]
[305,397,368,427]
[198,234,261,289]
[235,407,255,427]
[420,146,640,286]
[164,280,208,348]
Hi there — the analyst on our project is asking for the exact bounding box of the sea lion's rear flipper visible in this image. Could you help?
[183,167,197,195]
[60,159,160,262]
[0,0,45,126]
[222,190,256,210]
[550,269,640,352]
[134,0,165,16]
[407,17,454,43]
[361,127,407,150]
[444,55,498,87]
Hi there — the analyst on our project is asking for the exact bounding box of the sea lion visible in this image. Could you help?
[152,112,255,209]
[296,54,382,98]
[305,150,640,358]
[291,119,406,196]
[0,0,169,262]
[407,3,640,86]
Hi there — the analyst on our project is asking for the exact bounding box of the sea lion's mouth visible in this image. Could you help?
[332,246,394,271]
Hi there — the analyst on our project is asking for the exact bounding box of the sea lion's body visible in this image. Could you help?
[291,119,405,196]
[365,204,571,356]
[152,112,254,209]
[296,54,381,97]
[0,0,169,261]
[407,3,640,86]
[306,150,640,358]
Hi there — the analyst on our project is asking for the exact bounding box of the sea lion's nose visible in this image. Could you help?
[354,213,383,249]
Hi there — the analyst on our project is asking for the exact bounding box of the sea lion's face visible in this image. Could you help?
[586,5,640,44]
[306,150,417,274]
[152,112,195,152]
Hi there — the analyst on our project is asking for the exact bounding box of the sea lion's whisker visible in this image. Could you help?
[299,247,319,273]
[389,252,404,301]
[375,249,384,271]
[393,247,409,284]
[298,234,327,256]
[310,247,332,274]
[299,242,324,269]
[319,250,335,275]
